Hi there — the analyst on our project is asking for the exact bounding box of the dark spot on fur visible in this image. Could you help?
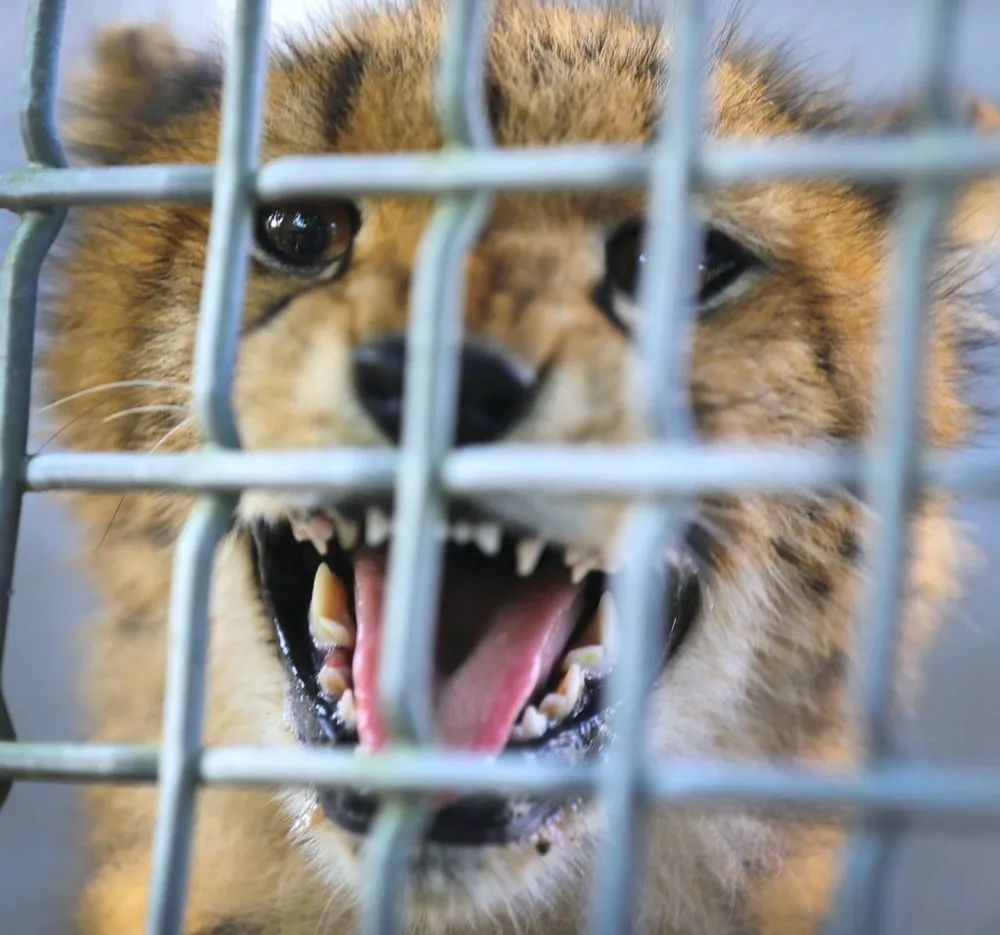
[535,837,551,856]
[323,41,368,146]
[813,649,848,694]
[138,57,223,127]
[773,538,833,603]
[485,72,507,135]
[839,530,861,562]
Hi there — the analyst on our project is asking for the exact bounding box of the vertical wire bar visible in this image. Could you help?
[830,2,962,933]
[145,2,269,933]
[0,0,66,811]
[361,1,494,931]
[589,2,706,932]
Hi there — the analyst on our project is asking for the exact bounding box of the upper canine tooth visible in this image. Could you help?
[516,537,544,577]
[451,521,473,544]
[310,564,355,649]
[539,663,584,723]
[292,514,335,556]
[474,522,502,556]
[365,507,391,546]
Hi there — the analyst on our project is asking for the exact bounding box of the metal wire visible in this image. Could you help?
[0,0,66,811]
[0,0,997,932]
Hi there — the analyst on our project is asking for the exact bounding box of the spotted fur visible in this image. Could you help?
[42,2,999,933]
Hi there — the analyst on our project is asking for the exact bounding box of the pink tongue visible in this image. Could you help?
[352,552,579,753]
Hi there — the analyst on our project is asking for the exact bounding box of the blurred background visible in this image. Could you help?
[0,1,998,932]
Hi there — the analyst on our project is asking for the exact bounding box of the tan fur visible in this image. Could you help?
[41,2,998,933]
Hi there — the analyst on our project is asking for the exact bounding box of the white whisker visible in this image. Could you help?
[39,379,190,413]
[101,404,189,424]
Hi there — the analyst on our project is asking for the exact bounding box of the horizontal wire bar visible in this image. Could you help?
[6,742,1000,826]
[21,445,1000,497]
[2,131,1000,209]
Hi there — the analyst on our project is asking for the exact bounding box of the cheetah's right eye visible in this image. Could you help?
[600,217,762,332]
[253,200,359,278]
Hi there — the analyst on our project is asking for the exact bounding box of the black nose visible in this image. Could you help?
[352,334,536,445]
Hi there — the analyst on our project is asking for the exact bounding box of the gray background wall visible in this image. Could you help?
[0,1,998,933]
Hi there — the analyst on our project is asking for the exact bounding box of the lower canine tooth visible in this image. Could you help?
[539,663,583,723]
[516,537,544,577]
[511,705,547,741]
[310,565,355,649]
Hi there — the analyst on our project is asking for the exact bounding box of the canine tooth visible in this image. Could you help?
[332,513,358,550]
[474,522,502,556]
[336,688,357,728]
[309,565,355,649]
[291,514,335,556]
[365,507,391,546]
[511,705,548,741]
[539,663,584,723]
[561,644,605,674]
[516,537,544,577]
[448,521,471,544]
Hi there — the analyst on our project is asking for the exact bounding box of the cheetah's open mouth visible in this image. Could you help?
[252,500,702,846]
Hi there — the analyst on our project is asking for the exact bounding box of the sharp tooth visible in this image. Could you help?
[291,514,335,556]
[516,537,544,577]
[318,664,350,698]
[336,688,357,728]
[561,644,605,674]
[332,512,358,550]
[318,649,352,698]
[365,507,391,546]
[451,521,472,544]
[570,557,597,584]
[309,565,355,649]
[474,522,502,556]
[511,705,548,742]
[539,663,584,724]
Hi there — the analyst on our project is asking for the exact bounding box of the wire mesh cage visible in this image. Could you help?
[1,0,1000,933]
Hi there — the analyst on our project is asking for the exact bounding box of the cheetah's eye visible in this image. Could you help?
[253,201,359,278]
[601,218,761,331]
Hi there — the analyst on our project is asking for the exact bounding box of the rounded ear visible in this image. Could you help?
[63,23,222,165]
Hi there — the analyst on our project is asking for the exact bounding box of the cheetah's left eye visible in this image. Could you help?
[253,200,359,278]
[600,218,762,331]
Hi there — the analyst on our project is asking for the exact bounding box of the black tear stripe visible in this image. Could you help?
[323,40,368,146]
